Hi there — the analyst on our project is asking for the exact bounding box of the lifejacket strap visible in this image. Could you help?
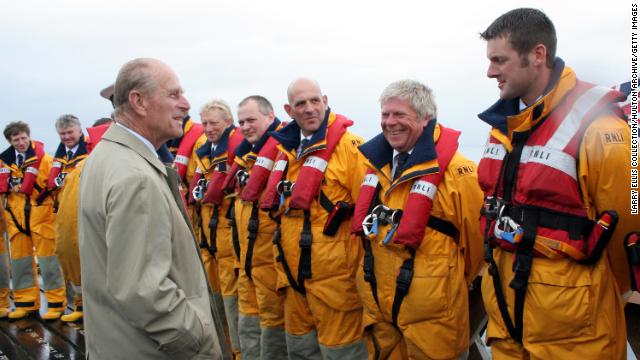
[244,205,260,279]
[208,206,220,256]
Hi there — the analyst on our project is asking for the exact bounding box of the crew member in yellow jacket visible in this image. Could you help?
[54,116,112,323]
[191,99,239,358]
[0,121,66,320]
[233,95,287,359]
[353,80,484,359]
[263,78,369,359]
[478,8,635,359]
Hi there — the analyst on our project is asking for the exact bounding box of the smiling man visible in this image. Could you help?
[352,80,484,358]
[189,99,241,359]
[78,58,227,359]
[260,78,368,359]
[47,114,89,322]
[228,95,287,360]
[478,8,633,359]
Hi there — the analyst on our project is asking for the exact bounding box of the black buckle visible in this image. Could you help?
[482,196,503,221]
[8,177,21,189]
[272,229,281,245]
[248,218,259,234]
[299,232,312,248]
[371,204,402,226]
[54,172,68,187]
[395,261,414,296]
[484,242,494,263]
[277,180,295,196]
[510,252,533,291]
[236,170,249,188]
[363,254,374,282]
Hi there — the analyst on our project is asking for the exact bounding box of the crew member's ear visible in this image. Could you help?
[531,44,547,67]
[284,104,293,119]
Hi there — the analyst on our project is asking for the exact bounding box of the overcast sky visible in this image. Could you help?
[0,0,630,161]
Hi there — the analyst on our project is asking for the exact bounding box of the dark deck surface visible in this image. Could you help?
[0,286,636,359]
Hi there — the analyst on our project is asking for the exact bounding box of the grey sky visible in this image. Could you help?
[0,0,629,161]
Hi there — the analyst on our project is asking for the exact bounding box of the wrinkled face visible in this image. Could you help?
[381,97,427,153]
[144,64,191,145]
[285,81,328,136]
[9,132,31,153]
[237,100,273,144]
[486,36,536,101]
[201,109,229,144]
[57,124,82,148]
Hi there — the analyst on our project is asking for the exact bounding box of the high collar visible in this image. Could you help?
[102,124,168,176]
[359,119,438,173]
[196,125,235,159]
[270,108,332,153]
[478,58,570,141]
[54,135,88,159]
[1,141,37,166]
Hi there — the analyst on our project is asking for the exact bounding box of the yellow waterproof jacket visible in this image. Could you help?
[270,111,368,311]
[193,128,236,265]
[234,120,285,281]
[0,141,54,240]
[55,159,85,284]
[478,61,633,358]
[355,122,484,358]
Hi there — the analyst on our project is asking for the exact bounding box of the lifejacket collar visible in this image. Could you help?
[156,144,174,163]
[478,57,566,137]
[54,135,89,161]
[270,108,331,153]
[359,119,438,174]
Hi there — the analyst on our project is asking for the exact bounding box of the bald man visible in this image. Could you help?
[260,78,369,359]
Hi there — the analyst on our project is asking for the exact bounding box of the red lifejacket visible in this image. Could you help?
[18,141,46,196]
[0,166,9,193]
[86,123,111,153]
[45,136,89,191]
[259,115,352,210]
[174,122,204,181]
[239,136,282,202]
[351,126,459,249]
[478,81,624,260]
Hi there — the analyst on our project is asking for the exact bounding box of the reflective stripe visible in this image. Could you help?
[254,156,275,171]
[547,85,611,150]
[223,295,240,352]
[302,156,328,172]
[362,173,379,188]
[0,251,9,288]
[71,283,82,293]
[0,168,9,174]
[482,142,507,161]
[52,161,62,168]
[11,256,36,290]
[274,159,287,172]
[410,180,438,200]
[25,166,38,175]
[38,255,65,291]
[521,145,577,180]
[174,154,189,166]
